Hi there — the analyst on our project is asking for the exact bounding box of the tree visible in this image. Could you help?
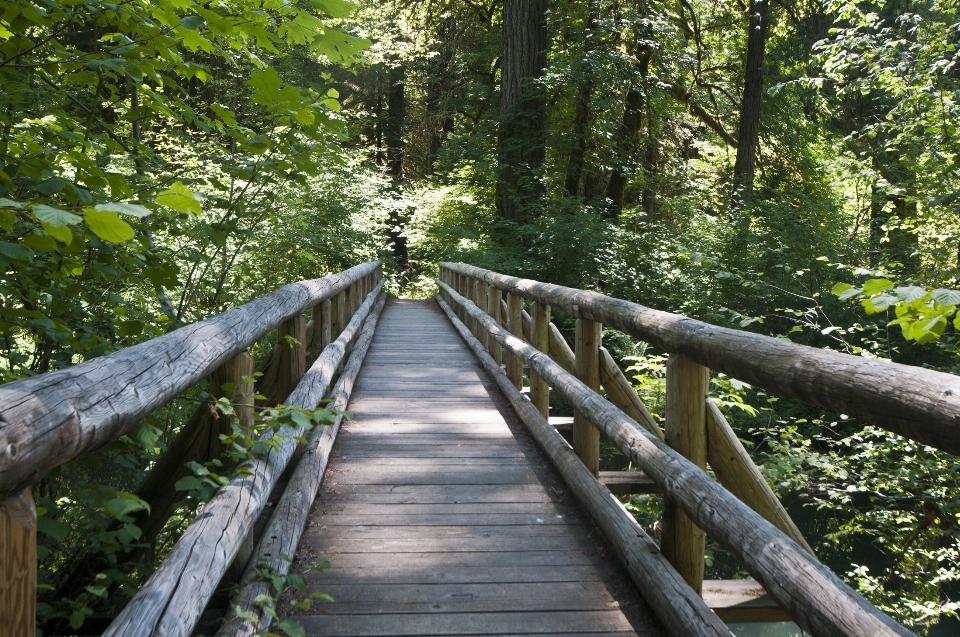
[496,0,548,222]
[731,0,770,207]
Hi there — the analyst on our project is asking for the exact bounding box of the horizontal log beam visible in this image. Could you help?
[103,279,384,637]
[435,294,731,637]
[436,278,914,637]
[0,261,380,502]
[216,292,386,637]
[441,262,960,456]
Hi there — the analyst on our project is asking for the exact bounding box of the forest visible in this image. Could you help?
[1,0,959,633]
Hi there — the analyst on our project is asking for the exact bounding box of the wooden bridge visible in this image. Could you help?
[1,260,957,637]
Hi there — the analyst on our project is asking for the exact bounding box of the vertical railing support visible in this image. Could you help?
[475,278,489,351]
[0,488,35,637]
[319,298,332,352]
[506,293,524,389]
[209,351,255,459]
[661,354,710,594]
[574,318,602,476]
[487,285,503,365]
[277,315,307,402]
[530,302,551,418]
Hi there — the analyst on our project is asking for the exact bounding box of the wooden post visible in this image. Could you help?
[277,315,307,402]
[209,351,255,460]
[661,354,709,594]
[506,293,524,389]
[475,279,489,350]
[319,298,332,351]
[530,302,551,418]
[336,290,346,340]
[574,319,602,476]
[0,489,35,637]
[487,285,503,365]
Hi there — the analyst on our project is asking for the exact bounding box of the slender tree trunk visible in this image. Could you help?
[731,0,769,208]
[605,86,643,216]
[426,17,456,173]
[496,0,548,223]
[564,5,597,198]
[385,62,408,270]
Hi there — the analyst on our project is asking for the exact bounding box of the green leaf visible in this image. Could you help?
[42,223,73,245]
[893,286,927,302]
[312,0,354,17]
[931,289,960,307]
[22,234,58,252]
[0,198,26,209]
[37,516,70,541]
[95,202,151,218]
[0,242,32,260]
[0,210,13,232]
[862,278,894,295]
[32,204,82,227]
[276,618,306,637]
[175,476,203,491]
[84,208,135,242]
[157,182,202,215]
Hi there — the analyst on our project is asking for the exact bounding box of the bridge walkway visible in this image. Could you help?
[283,299,665,637]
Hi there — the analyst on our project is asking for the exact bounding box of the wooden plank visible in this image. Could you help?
[0,262,379,502]
[703,579,791,623]
[0,489,35,637]
[310,525,587,540]
[314,501,570,515]
[661,354,709,595]
[599,471,659,496]
[307,564,610,585]
[294,610,637,636]
[438,278,914,637]
[314,513,573,526]
[306,550,608,568]
[574,318,602,476]
[315,484,554,504]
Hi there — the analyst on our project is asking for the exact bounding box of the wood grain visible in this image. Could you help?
[0,261,379,501]
[102,279,383,637]
[436,294,726,637]
[574,318,602,476]
[437,277,915,637]
[0,488,35,637]
[440,262,960,457]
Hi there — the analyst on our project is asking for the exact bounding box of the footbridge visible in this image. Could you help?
[1,261,956,636]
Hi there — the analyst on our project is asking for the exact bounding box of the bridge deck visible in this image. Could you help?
[284,299,664,636]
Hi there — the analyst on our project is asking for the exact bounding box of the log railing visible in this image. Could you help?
[437,262,933,637]
[0,261,384,637]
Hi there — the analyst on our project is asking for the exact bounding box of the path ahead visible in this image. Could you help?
[286,299,664,636]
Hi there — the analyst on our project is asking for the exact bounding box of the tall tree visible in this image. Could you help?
[496,0,548,222]
[731,0,770,207]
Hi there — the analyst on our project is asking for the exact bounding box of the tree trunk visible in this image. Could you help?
[385,63,408,270]
[496,0,548,223]
[605,86,644,218]
[564,5,597,198]
[731,0,769,208]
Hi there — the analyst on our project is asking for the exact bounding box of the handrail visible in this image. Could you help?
[441,261,960,456]
[0,261,379,502]
[437,264,916,637]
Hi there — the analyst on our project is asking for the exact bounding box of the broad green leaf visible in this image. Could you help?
[276,618,306,637]
[175,476,203,491]
[84,208,135,242]
[42,223,73,245]
[33,204,82,227]
[0,198,26,209]
[312,0,354,17]
[893,286,927,302]
[0,210,14,232]
[22,234,58,252]
[157,182,202,215]
[931,289,960,307]
[862,278,894,295]
[0,242,32,260]
[95,202,151,218]
[37,516,70,541]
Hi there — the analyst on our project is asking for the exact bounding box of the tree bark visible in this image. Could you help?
[731,0,769,208]
[496,0,548,223]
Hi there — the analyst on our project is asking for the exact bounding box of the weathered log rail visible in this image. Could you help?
[0,261,383,636]
[437,262,936,637]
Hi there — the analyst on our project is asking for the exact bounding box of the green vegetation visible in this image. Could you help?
[2,0,960,632]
